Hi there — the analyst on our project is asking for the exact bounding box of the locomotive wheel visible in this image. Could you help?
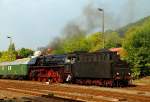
[85,80,92,85]
[92,80,97,85]
[75,79,83,85]
[31,78,36,81]
[38,77,41,82]
[114,80,121,87]
[107,80,113,87]
[42,78,47,82]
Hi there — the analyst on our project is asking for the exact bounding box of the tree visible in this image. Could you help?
[0,42,17,62]
[62,33,88,53]
[123,20,150,77]
[105,32,122,48]
[0,51,16,62]
[86,32,103,52]
[18,48,34,58]
[52,32,107,54]
[0,52,2,58]
[8,43,16,52]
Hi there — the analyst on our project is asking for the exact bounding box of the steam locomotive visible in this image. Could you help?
[0,49,131,87]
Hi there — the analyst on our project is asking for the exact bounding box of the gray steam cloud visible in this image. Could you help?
[116,0,136,27]
[46,3,100,51]
[40,0,150,52]
[46,3,116,51]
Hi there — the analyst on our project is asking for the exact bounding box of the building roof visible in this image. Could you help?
[0,57,37,66]
[109,48,123,52]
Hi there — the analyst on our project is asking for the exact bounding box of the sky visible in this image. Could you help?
[0,0,150,51]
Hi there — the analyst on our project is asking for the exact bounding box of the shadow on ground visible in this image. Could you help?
[0,95,84,102]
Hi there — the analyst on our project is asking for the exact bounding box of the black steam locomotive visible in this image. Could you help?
[29,49,131,87]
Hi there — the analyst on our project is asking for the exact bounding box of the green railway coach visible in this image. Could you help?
[0,57,37,79]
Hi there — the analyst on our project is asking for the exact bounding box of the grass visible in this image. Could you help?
[134,76,150,85]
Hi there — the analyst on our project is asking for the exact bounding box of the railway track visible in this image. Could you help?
[0,87,83,102]
[0,79,150,102]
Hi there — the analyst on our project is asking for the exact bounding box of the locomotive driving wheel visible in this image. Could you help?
[47,70,63,83]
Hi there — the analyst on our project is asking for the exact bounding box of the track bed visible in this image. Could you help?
[0,79,149,102]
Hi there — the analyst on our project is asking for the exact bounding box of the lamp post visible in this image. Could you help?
[98,8,105,48]
[7,36,12,47]
[7,36,13,61]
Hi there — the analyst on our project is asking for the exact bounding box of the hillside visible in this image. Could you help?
[116,16,150,36]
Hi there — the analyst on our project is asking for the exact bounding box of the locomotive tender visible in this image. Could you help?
[0,49,131,86]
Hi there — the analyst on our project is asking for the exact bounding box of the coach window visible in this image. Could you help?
[8,66,12,70]
[2,66,4,70]
[9,66,11,70]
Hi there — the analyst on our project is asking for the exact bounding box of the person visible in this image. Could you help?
[48,77,52,84]
[66,74,72,83]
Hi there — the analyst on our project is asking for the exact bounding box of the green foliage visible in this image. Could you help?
[8,43,16,52]
[116,16,150,36]
[18,48,34,58]
[0,52,2,58]
[105,32,122,48]
[0,43,33,62]
[123,17,150,77]
[0,51,16,62]
[62,33,88,53]
[131,67,141,79]
[52,32,104,54]
[0,42,17,62]
[86,32,103,52]
[52,32,122,54]
[63,37,88,53]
